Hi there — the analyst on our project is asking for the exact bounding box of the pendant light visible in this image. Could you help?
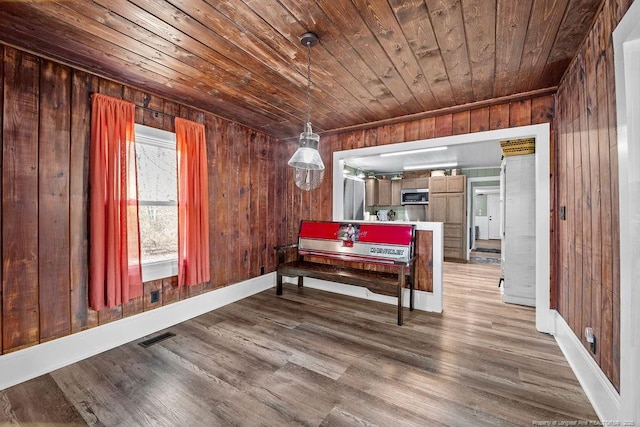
[288,32,325,191]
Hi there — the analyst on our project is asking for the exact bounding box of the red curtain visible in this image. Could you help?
[176,118,211,287]
[89,94,143,310]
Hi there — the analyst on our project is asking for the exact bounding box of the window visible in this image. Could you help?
[135,124,178,281]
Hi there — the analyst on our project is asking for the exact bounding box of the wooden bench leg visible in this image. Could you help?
[410,276,414,312]
[276,272,283,295]
[276,274,303,295]
[397,271,405,326]
[409,265,416,311]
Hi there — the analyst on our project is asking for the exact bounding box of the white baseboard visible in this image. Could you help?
[0,274,274,391]
[283,277,442,313]
[552,311,620,422]
[502,294,536,307]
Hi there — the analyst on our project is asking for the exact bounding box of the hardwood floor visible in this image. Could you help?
[0,262,597,426]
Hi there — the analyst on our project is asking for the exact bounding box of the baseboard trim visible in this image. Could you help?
[502,294,535,307]
[552,311,620,422]
[282,277,442,313]
[0,274,274,391]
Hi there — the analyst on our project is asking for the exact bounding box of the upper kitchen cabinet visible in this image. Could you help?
[391,180,402,205]
[365,178,378,207]
[365,179,401,207]
[377,179,391,206]
[446,175,465,192]
[429,175,465,193]
[402,176,429,189]
[366,176,426,207]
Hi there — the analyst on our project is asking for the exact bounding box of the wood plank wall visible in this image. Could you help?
[0,44,281,354]
[554,0,630,392]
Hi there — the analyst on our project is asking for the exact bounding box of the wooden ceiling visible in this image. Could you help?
[0,0,601,139]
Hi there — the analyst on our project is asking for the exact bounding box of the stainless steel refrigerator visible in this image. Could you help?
[343,177,365,220]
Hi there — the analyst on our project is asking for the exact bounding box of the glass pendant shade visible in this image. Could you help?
[288,122,325,171]
[293,167,324,191]
[289,122,324,190]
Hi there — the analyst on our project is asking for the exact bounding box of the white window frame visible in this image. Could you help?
[135,124,179,282]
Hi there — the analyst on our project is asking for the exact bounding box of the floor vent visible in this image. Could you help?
[138,332,176,348]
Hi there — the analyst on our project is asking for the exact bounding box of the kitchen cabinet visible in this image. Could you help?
[501,154,535,307]
[445,193,465,223]
[377,179,391,206]
[430,193,464,223]
[429,194,447,222]
[402,176,429,189]
[429,176,447,193]
[366,179,401,207]
[430,175,464,193]
[429,175,466,260]
[367,178,422,207]
[391,179,402,205]
[446,175,465,192]
[401,178,415,189]
[365,178,378,207]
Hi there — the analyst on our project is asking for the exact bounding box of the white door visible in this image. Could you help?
[488,193,501,239]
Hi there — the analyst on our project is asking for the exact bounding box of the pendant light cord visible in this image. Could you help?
[306,41,312,126]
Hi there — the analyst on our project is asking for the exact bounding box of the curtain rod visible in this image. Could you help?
[135,105,174,119]
[89,92,176,119]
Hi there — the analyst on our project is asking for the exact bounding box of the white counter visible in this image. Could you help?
[346,219,442,231]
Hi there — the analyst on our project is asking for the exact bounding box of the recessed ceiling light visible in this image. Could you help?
[403,162,457,171]
[380,146,448,157]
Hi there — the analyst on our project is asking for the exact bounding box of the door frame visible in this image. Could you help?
[613,2,640,421]
[333,123,552,333]
[466,177,500,252]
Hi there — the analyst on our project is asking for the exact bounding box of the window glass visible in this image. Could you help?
[135,124,178,264]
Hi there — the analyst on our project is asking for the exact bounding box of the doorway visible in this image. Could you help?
[332,122,552,333]
[468,180,500,249]
[470,185,503,265]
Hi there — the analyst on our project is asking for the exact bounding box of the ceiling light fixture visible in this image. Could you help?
[288,31,324,191]
[403,162,458,171]
[379,146,448,157]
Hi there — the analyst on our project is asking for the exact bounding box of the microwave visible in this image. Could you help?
[401,188,429,205]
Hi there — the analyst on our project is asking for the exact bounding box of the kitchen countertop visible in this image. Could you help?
[342,219,443,231]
